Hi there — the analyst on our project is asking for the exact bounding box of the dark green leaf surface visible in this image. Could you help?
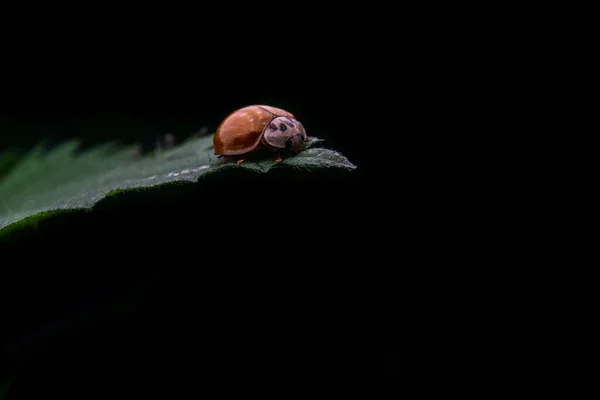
[0,135,355,231]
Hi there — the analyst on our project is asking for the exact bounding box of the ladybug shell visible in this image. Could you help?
[214,105,295,156]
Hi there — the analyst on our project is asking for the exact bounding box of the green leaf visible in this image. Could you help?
[0,135,355,232]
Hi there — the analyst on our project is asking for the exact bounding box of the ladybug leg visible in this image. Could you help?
[275,153,282,163]
[236,158,245,167]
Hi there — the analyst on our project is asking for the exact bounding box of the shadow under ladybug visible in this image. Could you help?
[213,105,308,166]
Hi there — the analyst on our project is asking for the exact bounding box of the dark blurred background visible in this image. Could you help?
[0,6,454,386]
[0,37,397,390]
[0,3,517,386]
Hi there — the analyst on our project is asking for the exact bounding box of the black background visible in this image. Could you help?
[0,39,411,390]
[0,9,474,388]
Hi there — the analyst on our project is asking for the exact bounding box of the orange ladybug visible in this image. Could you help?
[214,105,308,165]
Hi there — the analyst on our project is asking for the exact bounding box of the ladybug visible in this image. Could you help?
[214,105,308,166]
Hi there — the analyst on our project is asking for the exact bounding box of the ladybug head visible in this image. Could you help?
[286,131,306,154]
[262,116,308,154]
